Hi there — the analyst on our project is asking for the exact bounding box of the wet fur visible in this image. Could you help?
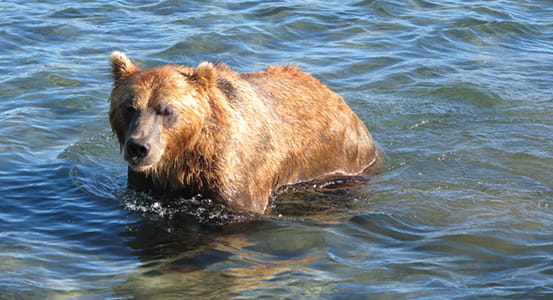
[109,52,381,215]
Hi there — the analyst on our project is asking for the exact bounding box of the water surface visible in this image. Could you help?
[1,0,553,298]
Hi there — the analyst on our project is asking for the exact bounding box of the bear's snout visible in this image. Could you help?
[126,139,151,159]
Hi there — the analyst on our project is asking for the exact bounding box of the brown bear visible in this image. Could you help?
[108,51,380,215]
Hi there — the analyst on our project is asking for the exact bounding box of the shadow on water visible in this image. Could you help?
[272,173,380,219]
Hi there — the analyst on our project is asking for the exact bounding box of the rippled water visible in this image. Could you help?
[1,0,553,298]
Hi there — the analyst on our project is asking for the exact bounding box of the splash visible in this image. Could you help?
[120,191,256,225]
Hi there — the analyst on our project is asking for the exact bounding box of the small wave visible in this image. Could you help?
[432,85,504,109]
[60,133,126,200]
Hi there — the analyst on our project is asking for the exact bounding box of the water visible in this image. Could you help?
[1,0,552,298]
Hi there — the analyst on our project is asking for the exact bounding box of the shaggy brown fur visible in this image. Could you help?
[108,51,380,215]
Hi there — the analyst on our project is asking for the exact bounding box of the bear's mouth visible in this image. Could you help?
[126,160,152,172]
[125,155,156,172]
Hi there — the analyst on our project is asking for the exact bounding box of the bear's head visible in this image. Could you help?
[108,51,218,173]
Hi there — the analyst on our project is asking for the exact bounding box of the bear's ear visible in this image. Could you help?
[110,51,140,82]
[193,62,217,89]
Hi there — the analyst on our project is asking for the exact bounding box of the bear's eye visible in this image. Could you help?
[156,104,173,117]
[123,104,136,120]
[125,104,136,113]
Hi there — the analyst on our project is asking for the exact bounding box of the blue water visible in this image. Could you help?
[1,0,553,298]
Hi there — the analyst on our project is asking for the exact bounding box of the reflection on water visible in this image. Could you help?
[1,0,553,298]
[117,208,341,299]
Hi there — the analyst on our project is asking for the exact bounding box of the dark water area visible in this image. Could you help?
[1,0,553,298]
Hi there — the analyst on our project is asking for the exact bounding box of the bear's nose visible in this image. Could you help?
[126,139,150,159]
